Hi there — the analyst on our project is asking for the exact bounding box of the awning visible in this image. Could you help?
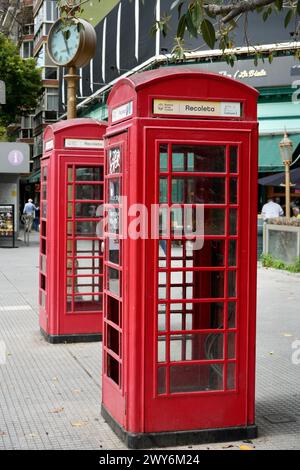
[258,166,300,189]
[27,169,40,183]
[258,102,300,172]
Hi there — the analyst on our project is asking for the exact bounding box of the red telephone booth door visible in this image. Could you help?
[144,126,257,433]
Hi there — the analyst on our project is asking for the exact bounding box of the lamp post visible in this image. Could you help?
[279,131,293,219]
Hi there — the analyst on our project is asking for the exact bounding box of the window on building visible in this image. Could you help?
[45,0,59,22]
[44,67,58,80]
[22,41,33,59]
[45,88,59,111]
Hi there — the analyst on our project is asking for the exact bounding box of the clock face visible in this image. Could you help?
[48,19,81,66]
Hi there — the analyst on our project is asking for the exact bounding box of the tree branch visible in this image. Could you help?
[205,0,283,24]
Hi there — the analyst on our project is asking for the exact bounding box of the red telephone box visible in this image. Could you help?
[102,68,258,448]
[39,118,107,343]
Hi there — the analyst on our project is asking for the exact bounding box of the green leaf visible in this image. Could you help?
[201,18,216,49]
[186,9,198,38]
[268,52,273,64]
[192,2,202,25]
[297,0,300,16]
[177,14,187,39]
[284,9,293,28]
[275,0,283,10]
[263,10,269,22]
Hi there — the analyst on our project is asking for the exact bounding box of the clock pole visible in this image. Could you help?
[64,65,80,119]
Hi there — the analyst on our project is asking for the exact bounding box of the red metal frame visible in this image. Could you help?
[39,119,107,342]
[102,67,258,444]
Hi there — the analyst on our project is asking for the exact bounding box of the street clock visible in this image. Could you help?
[47,17,96,68]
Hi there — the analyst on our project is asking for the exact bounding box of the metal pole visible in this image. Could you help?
[285,161,291,219]
[64,65,80,119]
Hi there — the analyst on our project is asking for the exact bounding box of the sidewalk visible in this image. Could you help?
[0,238,300,450]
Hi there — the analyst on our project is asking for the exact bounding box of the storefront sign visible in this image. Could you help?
[0,143,29,174]
[111,101,133,123]
[187,55,300,87]
[64,138,104,149]
[0,204,15,247]
[153,99,241,118]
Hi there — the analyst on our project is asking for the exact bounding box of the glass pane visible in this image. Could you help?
[75,276,102,294]
[198,239,225,267]
[228,332,236,359]
[40,254,46,274]
[227,363,236,390]
[107,295,120,326]
[172,177,225,204]
[75,239,100,256]
[68,167,73,182]
[108,208,119,234]
[204,208,225,235]
[74,257,102,269]
[228,240,237,266]
[228,302,236,328]
[230,147,238,173]
[229,209,237,235]
[42,184,47,200]
[42,201,47,218]
[75,184,102,200]
[172,145,226,172]
[108,267,120,296]
[158,336,166,362]
[159,286,167,300]
[108,179,120,203]
[157,367,166,394]
[75,167,103,181]
[66,296,72,312]
[170,206,205,237]
[170,363,224,393]
[170,271,224,300]
[75,202,101,218]
[228,271,236,297]
[170,333,223,361]
[160,144,168,171]
[43,165,48,181]
[107,325,120,355]
[158,240,167,267]
[67,184,73,200]
[39,290,46,308]
[159,178,168,203]
[268,230,298,265]
[109,238,120,264]
[170,302,224,331]
[75,221,97,236]
[230,178,238,204]
[107,354,120,386]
